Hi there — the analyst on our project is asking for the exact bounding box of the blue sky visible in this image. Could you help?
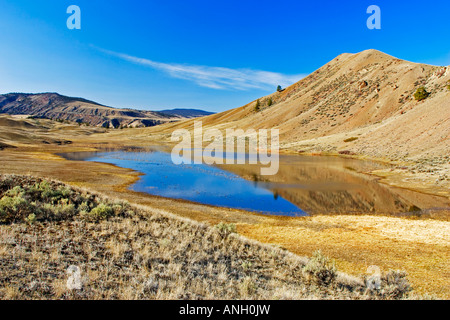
[0,0,449,112]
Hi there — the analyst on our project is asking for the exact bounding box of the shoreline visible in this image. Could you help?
[3,136,449,215]
[61,139,450,201]
[1,131,449,297]
[1,145,449,297]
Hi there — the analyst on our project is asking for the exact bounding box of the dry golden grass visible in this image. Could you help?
[0,115,448,298]
[1,175,416,300]
[236,215,450,298]
[0,146,449,298]
[0,48,448,302]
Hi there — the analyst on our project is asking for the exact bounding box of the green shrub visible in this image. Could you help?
[5,186,25,197]
[447,84,450,91]
[414,87,430,101]
[267,98,273,106]
[254,99,260,112]
[111,201,132,216]
[0,176,128,224]
[344,137,358,143]
[36,181,62,201]
[241,261,253,271]
[53,202,76,218]
[277,85,283,92]
[38,200,75,220]
[79,201,90,212]
[87,203,114,221]
[302,250,337,286]
[0,195,34,223]
[215,222,237,238]
[25,213,37,225]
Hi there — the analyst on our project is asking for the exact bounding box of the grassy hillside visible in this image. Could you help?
[0,175,414,300]
[0,115,106,147]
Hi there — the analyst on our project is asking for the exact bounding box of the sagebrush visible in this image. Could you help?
[0,175,416,300]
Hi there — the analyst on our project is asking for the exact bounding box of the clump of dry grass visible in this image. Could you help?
[215,222,237,238]
[302,250,337,286]
[0,175,416,300]
[376,270,412,299]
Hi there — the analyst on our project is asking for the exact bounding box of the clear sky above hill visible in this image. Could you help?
[0,0,449,112]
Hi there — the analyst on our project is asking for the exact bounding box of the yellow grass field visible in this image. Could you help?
[0,134,448,298]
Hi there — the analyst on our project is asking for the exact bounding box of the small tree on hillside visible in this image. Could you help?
[277,85,283,92]
[414,87,430,101]
[254,99,260,112]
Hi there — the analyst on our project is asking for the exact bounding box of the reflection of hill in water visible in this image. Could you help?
[220,156,449,215]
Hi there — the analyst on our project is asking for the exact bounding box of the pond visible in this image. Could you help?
[60,148,450,216]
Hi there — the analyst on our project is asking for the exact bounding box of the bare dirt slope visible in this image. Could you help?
[153,49,449,159]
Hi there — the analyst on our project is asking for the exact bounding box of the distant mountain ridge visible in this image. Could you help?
[158,108,214,118]
[0,92,213,128]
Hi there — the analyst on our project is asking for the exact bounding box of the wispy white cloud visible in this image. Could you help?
[98,48,305,90]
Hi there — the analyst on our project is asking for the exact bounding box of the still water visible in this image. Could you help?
[60,148,449,216]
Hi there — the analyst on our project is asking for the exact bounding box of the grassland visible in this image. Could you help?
[0,175,415,300]
[0,115,449,299]
[1,48,449,300]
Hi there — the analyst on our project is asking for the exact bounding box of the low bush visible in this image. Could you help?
[254,99,260,112]
[344,137,358,143]
[365,270,412,299]
[0,175,135,224]
[0,175,417,300]
[215,222,237,238]
[85,203,114,221]
[302,250,337,286]
[379,270,412,299]
[414,87,430,101]
[24,213,37,225]
[0,193,34,223]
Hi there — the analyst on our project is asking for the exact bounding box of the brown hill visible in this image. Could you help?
[120,49,449,196]
[0,92,210,128]
[0,114,107,147]
[151,49,449,164]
